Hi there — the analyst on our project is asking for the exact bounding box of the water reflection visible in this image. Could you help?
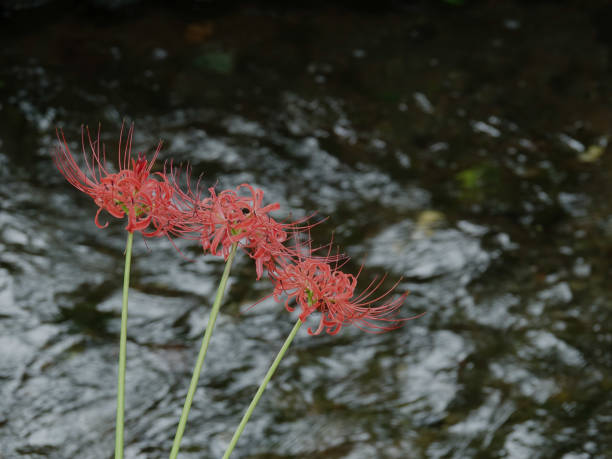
[1,2,612,458]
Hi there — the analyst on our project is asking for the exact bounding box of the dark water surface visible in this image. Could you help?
[1,2,612,458]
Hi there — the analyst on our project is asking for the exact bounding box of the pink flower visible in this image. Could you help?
[272,258,421,335]
[53,124,184,237]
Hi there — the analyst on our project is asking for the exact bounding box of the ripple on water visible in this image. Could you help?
[396,329,472,426]
[503,420,548,459]
[364,219,489,281]
[3,3,612,457]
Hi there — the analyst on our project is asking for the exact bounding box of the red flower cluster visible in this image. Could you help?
[184,183,300,279]
[271,258,418,335]
[54,125,184,237]
[54,125,309,276]
[54,124,420,335]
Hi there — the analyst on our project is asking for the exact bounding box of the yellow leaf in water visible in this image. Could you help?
[578,144,605,163]
[416,210,445,236]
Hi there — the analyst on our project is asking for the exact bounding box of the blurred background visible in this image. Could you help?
[1,0,612,457]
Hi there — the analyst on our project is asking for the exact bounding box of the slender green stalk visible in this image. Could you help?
[170,243,239,459]
[222,318,303,459]
[115,231,134,459]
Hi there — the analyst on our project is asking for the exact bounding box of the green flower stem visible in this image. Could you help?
[170,243,239,459]
[222,318,304,459]
[115,230,134,459]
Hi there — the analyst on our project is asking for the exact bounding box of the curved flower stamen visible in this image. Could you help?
[53,124,186,238]
[178,181,322,278]
[272,258,422,335]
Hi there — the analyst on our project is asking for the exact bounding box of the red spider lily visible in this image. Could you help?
[198,184,280,258]
[272,258,421,335]
[53,124,186,237]
[179,182,317,279]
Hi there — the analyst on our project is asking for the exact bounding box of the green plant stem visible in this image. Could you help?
[222,318,303,459]
[115,230,134,459]
[170,243,239,459]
